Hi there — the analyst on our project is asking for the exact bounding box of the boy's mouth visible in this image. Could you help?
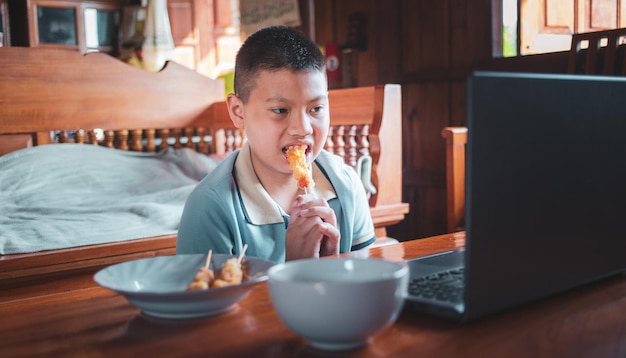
[283,144,311,156]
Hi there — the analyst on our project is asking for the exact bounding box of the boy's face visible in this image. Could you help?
[228,68,329,184]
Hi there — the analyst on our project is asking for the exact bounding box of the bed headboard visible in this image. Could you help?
[0,47,229,155]
[0,47,225,132]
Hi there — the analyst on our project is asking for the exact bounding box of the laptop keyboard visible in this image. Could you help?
[408,267,465,304]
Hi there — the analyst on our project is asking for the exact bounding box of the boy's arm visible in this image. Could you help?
[176,188,235,255]
[348,167,377,251]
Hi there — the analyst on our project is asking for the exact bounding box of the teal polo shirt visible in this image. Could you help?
[176,142,376,263]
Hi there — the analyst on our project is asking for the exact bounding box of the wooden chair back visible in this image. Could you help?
[441,126,467,233]
[568,27,626,75]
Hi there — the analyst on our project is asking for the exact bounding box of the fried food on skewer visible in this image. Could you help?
[211,258,243,288]
[188,244,249,290]
[212,244,248,288]
[286,145,314,191]
[187,250,215,290]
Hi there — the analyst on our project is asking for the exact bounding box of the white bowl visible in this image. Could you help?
[94,254,275,319]
[268,257,409,350]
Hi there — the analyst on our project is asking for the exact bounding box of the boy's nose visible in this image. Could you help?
[288,111,313,136]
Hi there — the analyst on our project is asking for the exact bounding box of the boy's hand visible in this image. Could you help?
[285,194,340,260]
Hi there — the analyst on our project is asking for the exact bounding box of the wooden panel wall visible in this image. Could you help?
[309,0,493,241]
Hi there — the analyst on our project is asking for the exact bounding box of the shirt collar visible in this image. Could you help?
[234,142,337,225]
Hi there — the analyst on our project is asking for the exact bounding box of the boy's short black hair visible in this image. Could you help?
[234,26,326,103]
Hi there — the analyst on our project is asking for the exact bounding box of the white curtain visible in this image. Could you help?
[119,0,174,71]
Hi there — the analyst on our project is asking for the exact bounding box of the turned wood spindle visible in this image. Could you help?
[87,130,99,145]
[130,129,143,151]
[346,125,358,168]
[358,125,370,158]
[334,125,346,160]
[74,129,85,144]
[196,127,208,153]
[233,129,243,150]
[157,129,170,151]
[144,129,156,152]
[172,128,183,148]
[225,129,235,153]
[103,130,115,148]
[326,126,335,154]
[57,131,68,143]
[184,128,195,149]
[116,130,129,151]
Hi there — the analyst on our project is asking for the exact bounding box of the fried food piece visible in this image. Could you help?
[211,258,244,287]
[286,145,314,190]
[187,266,215,290]
[187,251,215,291]
[187,245,248,290]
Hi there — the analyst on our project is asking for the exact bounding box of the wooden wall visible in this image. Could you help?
[308,0,494,241]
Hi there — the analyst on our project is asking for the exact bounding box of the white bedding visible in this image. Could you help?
[0,144,220,255]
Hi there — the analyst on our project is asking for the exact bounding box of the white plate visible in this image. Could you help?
[94,254,275,319]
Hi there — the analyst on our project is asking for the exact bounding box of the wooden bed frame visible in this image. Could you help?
[0,47,408,299]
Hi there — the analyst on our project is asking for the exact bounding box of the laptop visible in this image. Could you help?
[404,71,626,322]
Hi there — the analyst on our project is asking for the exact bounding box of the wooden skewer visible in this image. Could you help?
[204,250,212,269]
[238,244,248,264]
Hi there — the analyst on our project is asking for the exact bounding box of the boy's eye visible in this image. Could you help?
[272,108,289,114]
[310,106,324,113]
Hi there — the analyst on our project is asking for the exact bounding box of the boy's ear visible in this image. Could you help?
[226,94,245,129]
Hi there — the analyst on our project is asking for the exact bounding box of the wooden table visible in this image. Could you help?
[1,232,625,357]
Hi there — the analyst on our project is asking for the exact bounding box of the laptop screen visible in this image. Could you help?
[464,71,626,320]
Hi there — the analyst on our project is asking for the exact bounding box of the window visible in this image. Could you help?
[0,0,8,46]
[502,0,518,56]
[29,0,120,54]
[84,8,118,51]
[37,6,77,45]
[496,0,626,57]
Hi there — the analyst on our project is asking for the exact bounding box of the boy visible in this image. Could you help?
[176,26,375,262]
